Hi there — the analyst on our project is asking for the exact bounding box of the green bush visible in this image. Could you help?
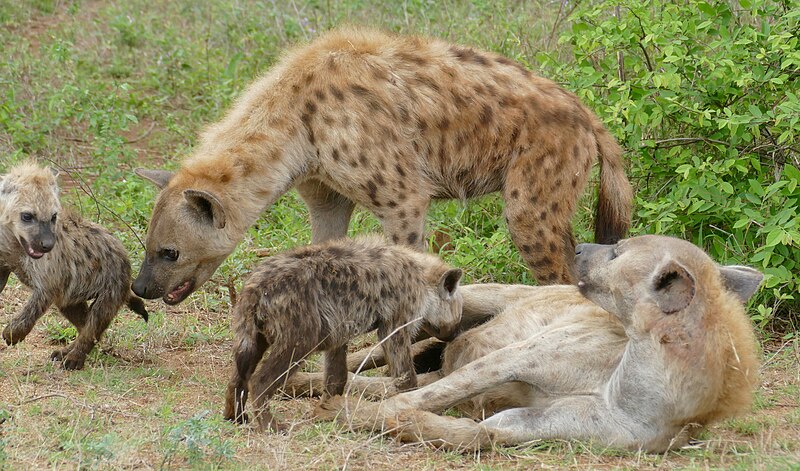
[541,0,799,329]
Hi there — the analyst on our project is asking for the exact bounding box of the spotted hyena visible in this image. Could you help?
[223,235,463,432]
[133,27,633,306]
[0,161,148,370]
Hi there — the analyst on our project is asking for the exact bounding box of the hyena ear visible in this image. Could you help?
[48,166,60,178]
[183,189,226,229]
[135,168,174,189]
[651,259,695,314]
[437,268,463,300]
[719,265,763,303]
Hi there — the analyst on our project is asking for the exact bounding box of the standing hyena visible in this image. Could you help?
[132,27,633,305]
[223,235,463,432]
[0,161,148,370]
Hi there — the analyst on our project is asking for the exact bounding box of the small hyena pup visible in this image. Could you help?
[0,161,148,370]
[223,235,463,432]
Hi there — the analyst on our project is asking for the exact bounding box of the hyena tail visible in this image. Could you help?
[127,292,149,322]
[593,119,633,244]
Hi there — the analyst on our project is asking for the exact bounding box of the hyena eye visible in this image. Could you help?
[159,248,179,261]
[20,212,34,223]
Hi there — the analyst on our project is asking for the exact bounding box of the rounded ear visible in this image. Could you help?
[438,268,463,300]
[183,189,226,229]
[652,260,695,314]
[48,167,60,178]
[135,168,174,189]
[718,265,763,303]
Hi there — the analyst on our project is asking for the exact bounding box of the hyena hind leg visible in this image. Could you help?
[224,332,269,424]
[0,266,10,294]
[51,302,90,362]
[58,296,119,370]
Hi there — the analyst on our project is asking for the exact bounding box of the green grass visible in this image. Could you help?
[1,0,799,469]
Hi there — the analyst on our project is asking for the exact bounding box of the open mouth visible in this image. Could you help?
[164,279,195,305]
[19,237,45,259]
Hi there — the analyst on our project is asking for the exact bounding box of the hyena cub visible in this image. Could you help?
[223,235,463,432]
[0,161,148,370]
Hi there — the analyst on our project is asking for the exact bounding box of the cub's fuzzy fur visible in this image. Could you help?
[0,161,147,370]
[223,235,462,432]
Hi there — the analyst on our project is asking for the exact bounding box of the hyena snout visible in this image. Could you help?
[22,223,56,258]
[131,263,164,300]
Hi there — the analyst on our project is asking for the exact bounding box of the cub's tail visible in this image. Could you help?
[127,292,149,322]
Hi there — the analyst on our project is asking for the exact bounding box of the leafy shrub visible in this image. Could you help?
[541,0,799,329]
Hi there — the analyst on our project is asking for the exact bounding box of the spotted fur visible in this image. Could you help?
[133,27,633,305]
[222,235,462,432]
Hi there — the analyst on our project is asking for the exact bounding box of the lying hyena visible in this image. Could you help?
[223,235,463,432]
[318,235,762,452]
[132,27,633,305]
[0,161,148,370]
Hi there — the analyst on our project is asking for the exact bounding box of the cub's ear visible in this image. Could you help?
[183,189,226,229]
[719,265,763,303]
[652,259,695,314]
[135,168,174,189]
[437,268,463,300]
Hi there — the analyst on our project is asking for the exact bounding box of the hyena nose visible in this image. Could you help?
[132,278,149,298]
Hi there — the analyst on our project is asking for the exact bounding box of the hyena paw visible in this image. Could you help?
[223,410,249,425]
[50,346,73,361]
[3,324,29,345]
[60,351,87,370]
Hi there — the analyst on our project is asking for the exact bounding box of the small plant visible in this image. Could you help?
[161,412,237,469]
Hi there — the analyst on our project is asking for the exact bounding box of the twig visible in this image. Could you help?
[15,392,69,406]
[126,122,156,144]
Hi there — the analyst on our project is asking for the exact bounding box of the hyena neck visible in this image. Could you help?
[183,131,311,236]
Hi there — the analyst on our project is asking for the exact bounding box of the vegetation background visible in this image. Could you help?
[0,0,798,468]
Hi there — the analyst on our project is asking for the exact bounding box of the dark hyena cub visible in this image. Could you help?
[0,161,148,370]
[223,235,463,432]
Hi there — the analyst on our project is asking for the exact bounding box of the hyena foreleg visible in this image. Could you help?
[297,179,355,244]
[3,290,52,345]
[323,344,348,399]
[58,295,117,370]
[378,323,417,391]
[224,332,269,424]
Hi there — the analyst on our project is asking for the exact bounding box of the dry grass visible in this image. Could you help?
[1,283,799,469]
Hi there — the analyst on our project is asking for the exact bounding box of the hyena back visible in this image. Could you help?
[0,161,148,370]
[133,28,633,305]
[223,235,462,432]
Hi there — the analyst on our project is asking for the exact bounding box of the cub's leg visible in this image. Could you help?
[59,295,119,370]
[0,266,10,294]
[3,291,51,345]
[323,345,348,399]
[297,179,355,244]
[224,331,269,424]
[249,339,317,432]
[51,302,89,361]
[502,147,589,284]
[378,322,416,391]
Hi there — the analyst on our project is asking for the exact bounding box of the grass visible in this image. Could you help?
[1,0,799,469]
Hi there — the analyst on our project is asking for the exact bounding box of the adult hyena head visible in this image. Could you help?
[133,169,237,305]
[0,162,60,259]
[574,235,763,328]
